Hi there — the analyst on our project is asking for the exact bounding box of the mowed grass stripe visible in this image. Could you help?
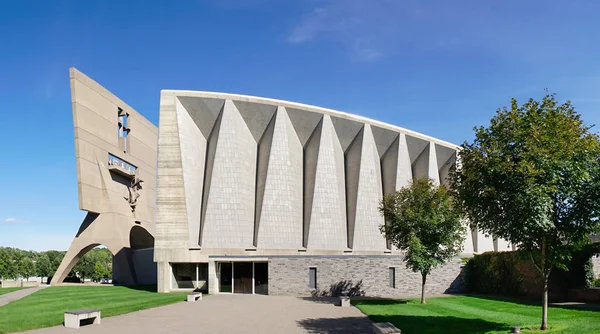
[0,286,187,334]
[0,288,27,296]
[354,295,600,334]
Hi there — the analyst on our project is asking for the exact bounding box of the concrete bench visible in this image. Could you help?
[339,296,351,307]
[373,322,401,334]
[64,309,101,329]
[187,292,202,302]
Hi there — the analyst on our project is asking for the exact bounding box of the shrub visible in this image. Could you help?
[464,251,527,295]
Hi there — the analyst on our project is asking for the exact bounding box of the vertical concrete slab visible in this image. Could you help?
[201,100,256,248]
[345,125,387,250]
[477,229,495,253]
[176,98,206,248]
[303,115,347,250]
[436,144,457,187]
[412,142,440,185]
[381,133,412,195]
[156,92,189,252]
[255,107,303,249]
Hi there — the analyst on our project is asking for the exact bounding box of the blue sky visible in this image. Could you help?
[1,0,600,251]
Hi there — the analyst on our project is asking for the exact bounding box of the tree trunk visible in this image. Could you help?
[421,272,427,304]
[540,237,548,331]
[541,275,549,330]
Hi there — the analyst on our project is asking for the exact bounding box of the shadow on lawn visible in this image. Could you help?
[296,316,373,333]
[121,284,159,293]
[297,314,507,334]
[464,294,600,312]
[367,315,509,334]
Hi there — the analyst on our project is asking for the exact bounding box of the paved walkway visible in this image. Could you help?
[0,285,49,307]
[21,294,373,334]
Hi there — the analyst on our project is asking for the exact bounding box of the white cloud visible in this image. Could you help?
[286,0,584,63]
[4,217,27,224]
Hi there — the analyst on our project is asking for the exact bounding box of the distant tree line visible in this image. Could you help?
[0,247,112,283]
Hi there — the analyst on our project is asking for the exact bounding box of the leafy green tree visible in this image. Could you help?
[94,262,111,281]
[450,94,600,330]
[74,251,96,282]
[0,247,11,280]
[19,256,36,281]
[379,177,465,304]
[45,250,65,276]
[36,253,52,283]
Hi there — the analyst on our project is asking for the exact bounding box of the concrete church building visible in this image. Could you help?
[54,68,511,297]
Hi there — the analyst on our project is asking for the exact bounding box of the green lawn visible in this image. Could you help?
[353,295,600,334]
[0,285,187,334]
[0,288,26,296]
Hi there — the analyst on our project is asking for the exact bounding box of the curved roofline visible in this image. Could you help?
[161,90,460,150]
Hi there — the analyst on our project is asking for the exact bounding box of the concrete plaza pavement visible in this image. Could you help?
[20,294,373,334]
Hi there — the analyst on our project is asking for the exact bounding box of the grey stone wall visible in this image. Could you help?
[268,255,464,298]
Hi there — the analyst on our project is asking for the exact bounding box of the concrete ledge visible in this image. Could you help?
[64,309,101,329]
[373,322,401,334]
[339,296,350,307]
[187,292,202,302]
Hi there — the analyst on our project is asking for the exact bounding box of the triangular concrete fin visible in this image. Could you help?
[302,118,324,246]
[371,126,399,158]
[286,107,323,147]
[233,100,277,142]
[199,110,224,246]
[331,116,364,152]
[345,127,365,248]
[435,144,457,171]
[405,134,430,164]
[177,96,225,138]
[254,113,277,245]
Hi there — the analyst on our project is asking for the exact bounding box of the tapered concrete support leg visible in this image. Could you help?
[51,243,99,284]
[157,262,171,293]
[51,212,154,285]
[208,261,219,294]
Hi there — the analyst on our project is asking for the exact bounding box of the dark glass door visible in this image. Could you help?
[219,262,232,293]
[254,262,268,295]
[233,262,253,294]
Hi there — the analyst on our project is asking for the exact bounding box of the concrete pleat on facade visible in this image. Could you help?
[176,99,206,248]
[303,115,348,250]
[254,107,303,249]
[381,133,412,195]
[344,125,387,250]
[231,101,279,248]
[200,101,256,248]
[436,144,456,187]
[176,96,225,248]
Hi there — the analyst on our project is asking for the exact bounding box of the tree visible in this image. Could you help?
[379,177,465,304]
[94,262,111,281]
[74,251,95,282]
[0,248,11,280]
[450,93,600,330]
[36,253,52,283]
[19,256,36,281]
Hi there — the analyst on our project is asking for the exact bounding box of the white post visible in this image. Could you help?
[195,264,199,289]
[252,262,255,295]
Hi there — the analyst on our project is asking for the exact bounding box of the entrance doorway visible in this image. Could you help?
[233,262,253,294]
[219,262,232,293]
[217,261,268,294]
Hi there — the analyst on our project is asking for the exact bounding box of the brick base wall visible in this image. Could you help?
[268,256,464,298]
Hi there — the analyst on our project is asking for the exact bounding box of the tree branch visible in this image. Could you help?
[529,251,543,276]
